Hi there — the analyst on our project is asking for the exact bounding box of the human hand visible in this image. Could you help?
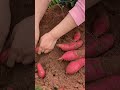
[38,32,58,54]
[6,16,34,67]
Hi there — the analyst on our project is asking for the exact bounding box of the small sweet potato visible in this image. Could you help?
[86,58,105,82]
[57,40,83,51]
[87,75,120,90]
[86,34,114,58]
[58,50,84,61]
[74,31,81,41]
[0,49,9,63]
[37,63,45,78]
[66,58,85,74]
[93,14,109,37]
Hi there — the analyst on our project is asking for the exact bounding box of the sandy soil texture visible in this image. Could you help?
[35,5,85,90]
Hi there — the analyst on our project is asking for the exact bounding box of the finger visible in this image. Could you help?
[35,47,39,53]
[44,49,52,54]
[38,47,42,55]
[40,46,45,53]
[41,49,45,53]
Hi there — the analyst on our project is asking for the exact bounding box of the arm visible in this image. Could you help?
[49,0,102,39]
[49,13,78,39]
[38,0,102,54]
[38,0,85,54]
[35,0,51,26]
[49,0,85,39]
[35,0,51,46]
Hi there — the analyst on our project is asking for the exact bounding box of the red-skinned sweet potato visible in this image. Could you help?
[0,49,9,63]
[86,34,114,58]
[58,49,85,61]
[57,40,83,51]
[37,63,45,78]
[86,75,120,90]
[74,31,81,41]
[93,14,109,37]
[66,58,85,74]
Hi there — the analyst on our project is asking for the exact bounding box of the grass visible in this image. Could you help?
[35,86,42,90]
[49,0,77,8]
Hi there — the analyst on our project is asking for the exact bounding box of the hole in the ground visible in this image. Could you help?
[53,74,55,76]
[53,87,58,90]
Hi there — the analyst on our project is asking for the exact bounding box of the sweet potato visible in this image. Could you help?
[58,50,84,61]
[7,87,13,90]
[37,63,45,78]
[93,14,109,37]
[86,58,105,82]
[74,31,81,41]
[57,40,83,51]
[86,33,95,45]
[86,56,120,82]
[86,34,114,58]
[86,75,120,90]
[0,49,9,63]
[66,58,85,74]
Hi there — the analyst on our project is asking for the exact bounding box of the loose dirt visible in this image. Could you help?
[35,5,85,90]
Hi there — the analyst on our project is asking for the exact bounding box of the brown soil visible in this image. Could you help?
[35,5,85,90]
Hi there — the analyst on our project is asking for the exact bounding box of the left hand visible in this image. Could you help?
[38,32,58,54]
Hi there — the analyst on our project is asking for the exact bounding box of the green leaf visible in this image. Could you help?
[52,0,57,5]
[35,86,42,90]
[55,0,59,3]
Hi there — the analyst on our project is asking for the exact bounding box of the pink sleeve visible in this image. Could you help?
[48,0,52,2]
[69,0,85,26]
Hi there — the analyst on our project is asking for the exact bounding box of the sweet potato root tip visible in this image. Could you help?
[58,57,63,61]
[37,63,45,78]
[74,31,81,41]
[66,58,85,74]
[93,14,109,37]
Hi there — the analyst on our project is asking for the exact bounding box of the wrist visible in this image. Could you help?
[49,30,60,40]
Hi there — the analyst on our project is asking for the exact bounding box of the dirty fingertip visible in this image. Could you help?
[44,49,50,54]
